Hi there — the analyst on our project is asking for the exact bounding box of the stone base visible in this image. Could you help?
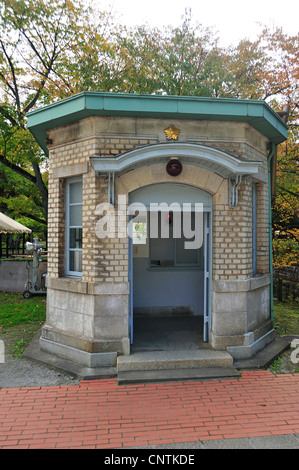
[40,325,130,368]
[227,328,275,360]
[23,329,117,380]
[24,328,293,382]
[40,336,117,368]
[210,319,275,360]
[42,278,131,369]
[210,274,273,358]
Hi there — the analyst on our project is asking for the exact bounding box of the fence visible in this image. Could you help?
[0,233,34,258]
[274,265,299,303]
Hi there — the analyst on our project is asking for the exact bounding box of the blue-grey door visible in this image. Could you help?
[128,218,134,344]
[203,212,212,342]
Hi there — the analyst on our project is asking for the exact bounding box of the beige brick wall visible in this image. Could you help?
[213,178,254,280]
[46,116,270,285]
[47,176,65,278]
[256,182,270,273]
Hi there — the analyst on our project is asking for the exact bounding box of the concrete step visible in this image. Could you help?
[118,367,240,385]
[233,335,292,369]
[117,349,234,373]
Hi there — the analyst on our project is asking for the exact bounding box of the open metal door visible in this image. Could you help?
[128,219,133,344]
[203,211,211,342]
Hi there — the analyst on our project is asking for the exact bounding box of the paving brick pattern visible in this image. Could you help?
[0,370,299,449]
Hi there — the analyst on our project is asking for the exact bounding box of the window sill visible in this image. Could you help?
[46,276,87,294]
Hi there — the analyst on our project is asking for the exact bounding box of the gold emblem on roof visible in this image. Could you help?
[164,124,180,141]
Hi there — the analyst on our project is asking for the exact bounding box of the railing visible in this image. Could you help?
[0,233,46,258]
[274,265,299,303]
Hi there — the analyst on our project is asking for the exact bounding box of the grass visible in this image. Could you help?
[0,292,46,357]
[269,351,299,374]
[273,300,299,335]
[269,298,299,374]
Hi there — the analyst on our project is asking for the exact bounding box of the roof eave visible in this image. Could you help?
[26,92,288,156]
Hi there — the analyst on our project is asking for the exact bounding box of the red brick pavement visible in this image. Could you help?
[0,370,299,449]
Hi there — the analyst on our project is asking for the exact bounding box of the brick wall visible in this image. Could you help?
[214,179,252,280]
[256,182,270,274]
[46,116,270,285]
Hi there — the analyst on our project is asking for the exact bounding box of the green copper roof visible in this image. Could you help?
[26,92,288,155]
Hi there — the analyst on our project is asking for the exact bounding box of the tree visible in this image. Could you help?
[0,3,297,268]
[272,140,299,267]
[0,110,46,224]
[43,7,121,98]
[254,28,299,268]
[222,26,298,267]
[112,10,228,97]
[0,0,86,225]
[0,0,124,228]
[0,3,229,229]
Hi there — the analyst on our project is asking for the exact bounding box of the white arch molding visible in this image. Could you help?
[90,142,262,207]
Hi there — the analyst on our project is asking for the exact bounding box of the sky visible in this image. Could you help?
[95,0,298,47]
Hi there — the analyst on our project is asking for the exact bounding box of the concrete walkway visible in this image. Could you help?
[1,370,299,449]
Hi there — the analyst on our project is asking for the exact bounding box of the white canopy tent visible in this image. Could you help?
[0,212,31,234]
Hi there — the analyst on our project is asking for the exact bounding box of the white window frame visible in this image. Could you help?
[65,177,82,277]
[148,211,203,269]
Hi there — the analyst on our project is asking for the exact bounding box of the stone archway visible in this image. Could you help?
[109,144,241,352]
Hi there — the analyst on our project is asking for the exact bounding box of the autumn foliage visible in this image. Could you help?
[0,1,298,268]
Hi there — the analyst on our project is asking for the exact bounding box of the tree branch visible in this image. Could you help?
[0,104,18,127]
[31,160,48,221]
[19,212,47,225]
[0,40,21,114]
[277,185,299,199]
[0,154,37,184]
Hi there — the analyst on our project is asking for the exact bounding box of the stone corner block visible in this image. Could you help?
[46,277,88,294]
[40,336,117,367]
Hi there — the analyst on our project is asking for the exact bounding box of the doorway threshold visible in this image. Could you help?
[123,315,240,384]
[117,349,239,385]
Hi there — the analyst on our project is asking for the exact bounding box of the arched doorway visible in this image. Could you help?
[128,183,212,352]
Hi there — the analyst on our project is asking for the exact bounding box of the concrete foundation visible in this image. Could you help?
[41,274,273,367]
[210,274,273,358]
[40,277,130,367]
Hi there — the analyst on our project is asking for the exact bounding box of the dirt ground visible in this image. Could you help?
[0,326,80,388]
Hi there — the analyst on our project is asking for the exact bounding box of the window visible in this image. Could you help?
[149,211,203,268]
[65,178,82,276]
[132,221,147,245]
